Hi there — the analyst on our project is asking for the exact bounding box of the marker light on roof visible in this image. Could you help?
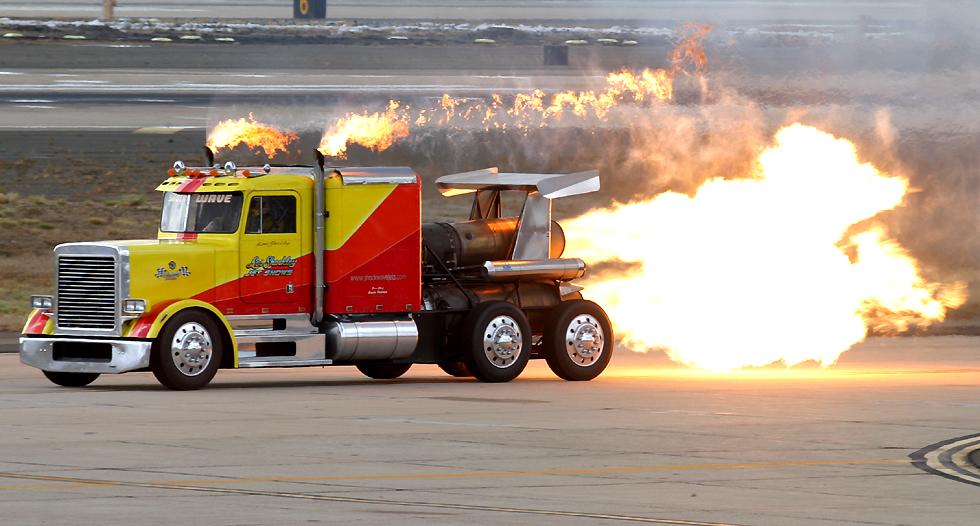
[223,161,236,174]
[173,160,186,175]
[263,164,272,174]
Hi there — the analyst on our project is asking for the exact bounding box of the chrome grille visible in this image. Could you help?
[57,256,117,330]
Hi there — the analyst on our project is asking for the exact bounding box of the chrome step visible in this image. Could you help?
[237,358,333,368]
[228,314,327,368]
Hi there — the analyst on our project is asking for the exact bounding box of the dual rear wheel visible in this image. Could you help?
[453,299,613,383]
[543,300,613,381]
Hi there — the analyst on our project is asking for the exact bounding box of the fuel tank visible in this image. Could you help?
[324,316,419,362]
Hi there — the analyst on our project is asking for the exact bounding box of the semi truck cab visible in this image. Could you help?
[21,155,613,389]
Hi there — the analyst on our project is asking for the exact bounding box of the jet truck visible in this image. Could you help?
[20,153,613,390]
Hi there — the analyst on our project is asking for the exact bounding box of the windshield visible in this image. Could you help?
[160,192,243,234]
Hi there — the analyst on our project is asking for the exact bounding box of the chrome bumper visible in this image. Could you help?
[20,337,152,374]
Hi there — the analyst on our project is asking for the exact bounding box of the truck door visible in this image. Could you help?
[239,192,302,306]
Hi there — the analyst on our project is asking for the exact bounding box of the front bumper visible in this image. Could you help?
[20,337,152,374]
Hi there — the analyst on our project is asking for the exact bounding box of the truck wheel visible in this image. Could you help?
[151,310,223,391]
[42,371,100,387]
[356,363,412,379]
[544,300,613,381]
[460,301,531,383]
[437,360,471,378]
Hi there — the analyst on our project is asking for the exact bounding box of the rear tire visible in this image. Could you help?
[544,300,613,381]
[356,363,412,379]
[151,310,223,390]
[437,360,472,378]
[459,301,531,383]
[42,371,99,387]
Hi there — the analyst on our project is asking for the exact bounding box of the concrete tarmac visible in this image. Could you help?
[1,336,979,525]
[0,0,935,23]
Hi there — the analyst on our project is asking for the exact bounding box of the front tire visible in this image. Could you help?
[42,371,99,387]
[151,310,223,390]
[356,363,412,379]
[543,300,613,381]
[459,301,531,383]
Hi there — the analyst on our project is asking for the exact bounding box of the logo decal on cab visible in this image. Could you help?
[245,256,297,277]
[156,261,191,280]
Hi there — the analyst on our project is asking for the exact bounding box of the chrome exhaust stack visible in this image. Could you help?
[481,258,586,282]
[313,150,326,326]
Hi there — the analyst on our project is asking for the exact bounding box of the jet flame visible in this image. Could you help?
[316,25,710,157]
[317,101,411,159]
[563,124,966,370]
[206,113,299,157]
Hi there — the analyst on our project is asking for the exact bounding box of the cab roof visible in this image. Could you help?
[156,165,416,193]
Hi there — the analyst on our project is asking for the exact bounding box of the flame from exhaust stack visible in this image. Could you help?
[206,113,299,157]
[318,101,411,159]
[563,124,966,370]
[317,25,710,157]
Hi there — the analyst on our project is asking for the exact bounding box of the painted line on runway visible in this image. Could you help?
[0,84,488,93]
[0,125,206,131]
[0,457,906,491]
[910,432,980,488]
[133,126,193,134]
[0,471,744,525]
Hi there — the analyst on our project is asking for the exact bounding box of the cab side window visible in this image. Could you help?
[245,195,296,234]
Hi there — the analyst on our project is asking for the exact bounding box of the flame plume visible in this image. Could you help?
[317,101,411,159]
[207,113,298,157]
[562,124,965,370]
[317,26,711,156]
[670,23,712,73]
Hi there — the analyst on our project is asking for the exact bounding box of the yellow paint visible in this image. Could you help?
[324,174,395,249]
[155,174,313,194]
[127,240,218,305]
[239,190,303,305]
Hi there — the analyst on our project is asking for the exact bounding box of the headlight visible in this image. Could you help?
[123,298,148,315]
[31,295,53,310]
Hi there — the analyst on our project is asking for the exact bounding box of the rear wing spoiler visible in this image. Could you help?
[435,167,600,260]
[435,167,600,198]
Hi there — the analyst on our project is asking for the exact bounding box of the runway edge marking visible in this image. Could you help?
[0,471,743,526]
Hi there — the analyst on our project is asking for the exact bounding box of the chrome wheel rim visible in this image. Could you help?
[565,314,604,367]
[482,315,523,369]
[170,322,212,377]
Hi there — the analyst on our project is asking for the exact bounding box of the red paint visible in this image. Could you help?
[193,253,315,316]
[127,299,179,338]
[175,177,206,193]
[23,310,49,335]
[325,233,421,313]
[324,181,421,314]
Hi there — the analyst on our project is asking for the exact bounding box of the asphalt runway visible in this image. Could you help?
[0,0,935,23]
[1,336,980,525]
